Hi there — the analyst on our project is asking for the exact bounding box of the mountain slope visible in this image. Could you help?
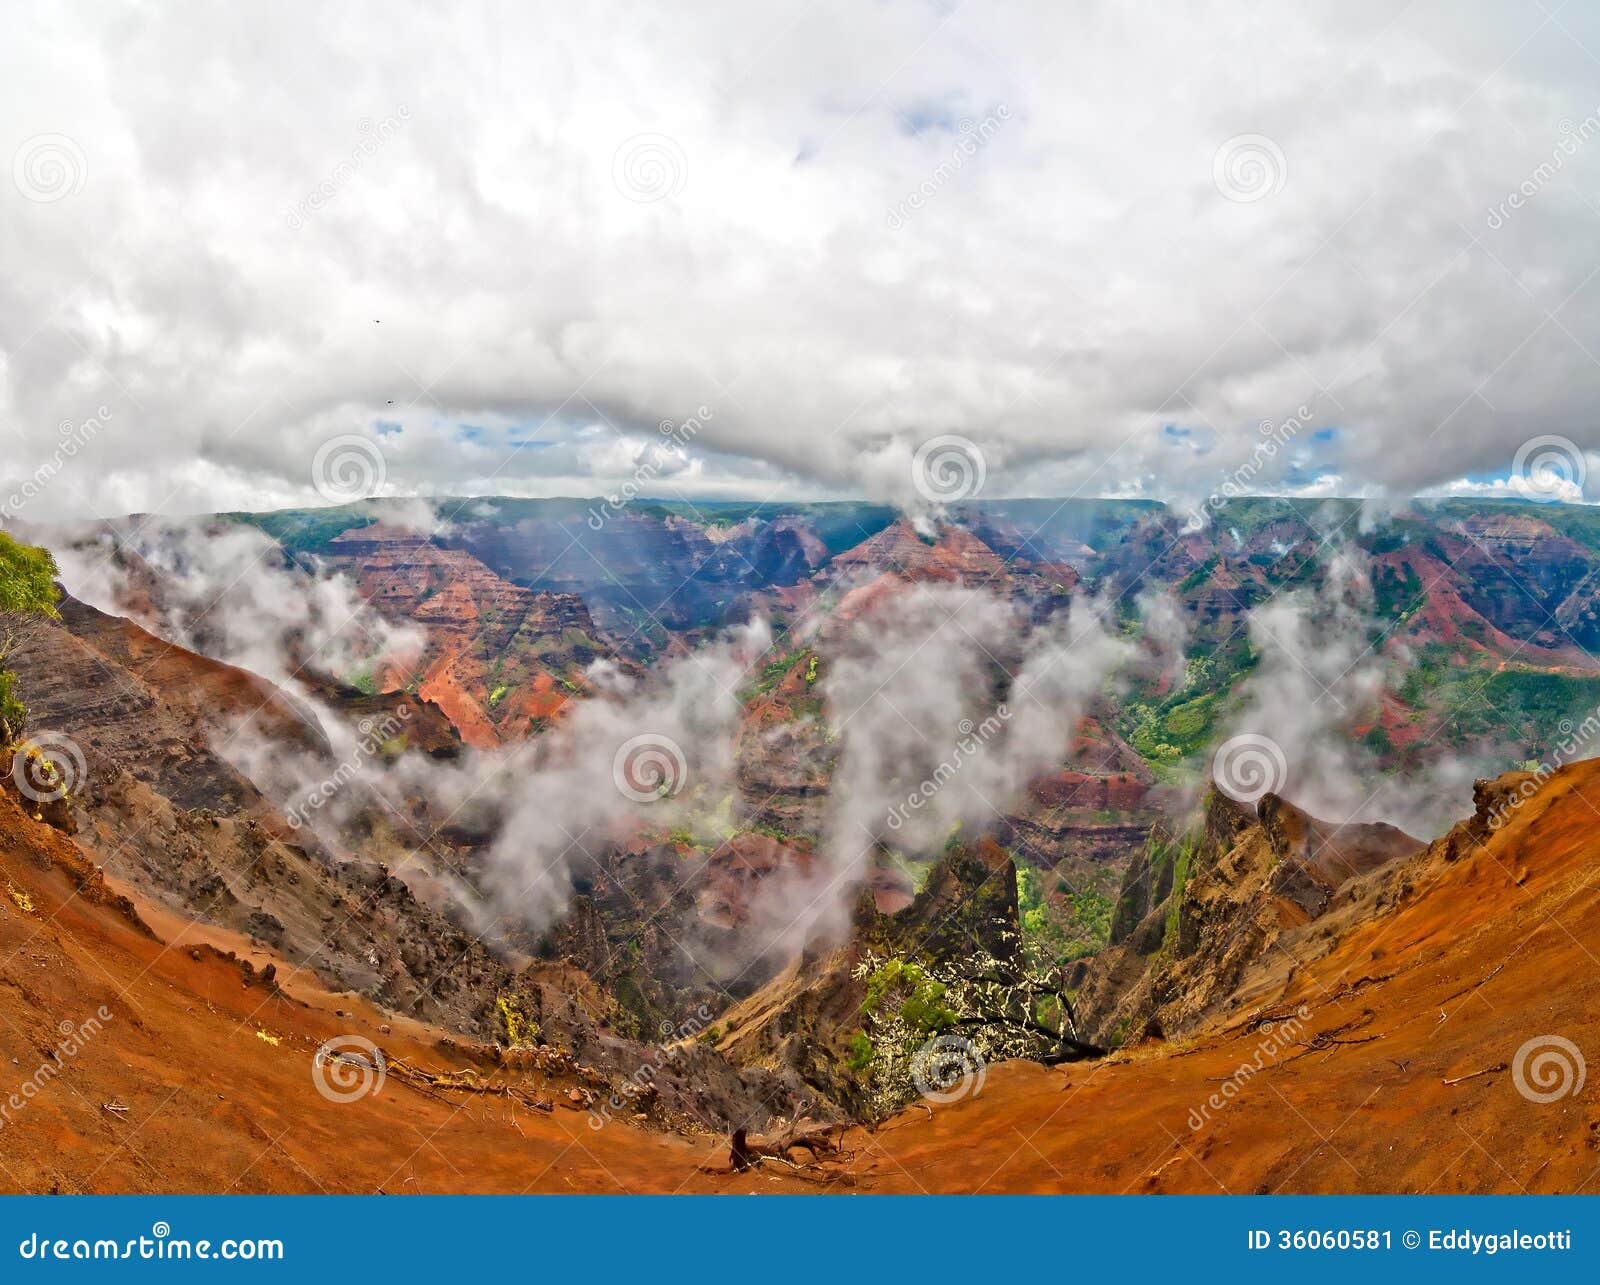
[852,758,1600,1193]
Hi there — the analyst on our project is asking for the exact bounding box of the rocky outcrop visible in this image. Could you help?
[713,838,1083,1118]
[1071,787,1423,1047]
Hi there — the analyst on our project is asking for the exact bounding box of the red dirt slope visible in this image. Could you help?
[1,758,1598,1193]
[857,759,1600,1193]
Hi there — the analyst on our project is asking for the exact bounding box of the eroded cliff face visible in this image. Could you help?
[322,524,611,747]
[0,596,820,1137]
[533,829,814,1041]
[1070,784,1454,1048]
[1,591,525,1036]
[711,837,1089,1119]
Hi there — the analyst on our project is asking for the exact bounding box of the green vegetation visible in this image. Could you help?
[0,671,24,749]
[1162,841,1194,953]
[0,533,59,617]
[859,959,957,1037]
[228,506,374,555]
[746,648,808,699]
[1482,669,1600,729]
[1016,863,1113,964]
[0,531,60,744]
[1372,557,1424,621]
[741,819,811,846]
[1122,646,1254,773]
[1175,556,1219,594]
[881,848,935,895]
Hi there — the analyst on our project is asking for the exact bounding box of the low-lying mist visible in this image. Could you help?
[31,515,1513,983]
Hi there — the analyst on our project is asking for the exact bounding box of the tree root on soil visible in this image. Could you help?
[340,1049,555,1114]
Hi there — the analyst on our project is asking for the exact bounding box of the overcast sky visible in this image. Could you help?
[3,0,1599,520]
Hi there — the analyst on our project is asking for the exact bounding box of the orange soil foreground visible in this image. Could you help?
[1,761,1598,1195]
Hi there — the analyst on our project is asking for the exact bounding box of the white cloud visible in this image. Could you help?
[3,1,1599,517]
